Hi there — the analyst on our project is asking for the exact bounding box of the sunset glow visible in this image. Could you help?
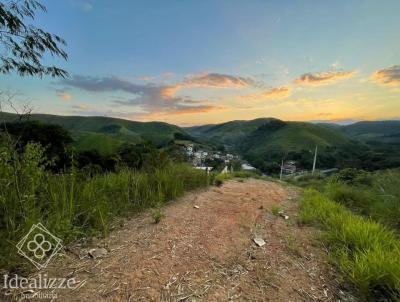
[1,0,399,125]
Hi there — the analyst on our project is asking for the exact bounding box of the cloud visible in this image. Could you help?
[182,73,256,88]
[71,104,91,110]
[69,103,224,121]
[372,65,400,86]
[138,76,154,81]
[295,70,356,86]
[168,105,224,115]
[241,86,292,101]
[62,75,179,105]
[56,90,72,101]
[60,75,227,117]
[60,72,256,117]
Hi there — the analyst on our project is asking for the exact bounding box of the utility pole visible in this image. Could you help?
[280,159,284,180]
[312,145,318,174]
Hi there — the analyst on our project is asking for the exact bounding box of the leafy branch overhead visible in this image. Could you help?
[0,0,68,77]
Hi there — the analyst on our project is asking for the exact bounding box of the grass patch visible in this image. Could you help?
[290,169,400,233]
[300,189,400,301]
[325,170,400,232]
[213,171,260,186]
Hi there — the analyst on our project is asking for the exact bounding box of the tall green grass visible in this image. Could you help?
[300,189,400,301]
[0,143,210,272]
[289,169,400,232]
[325,169,400,232]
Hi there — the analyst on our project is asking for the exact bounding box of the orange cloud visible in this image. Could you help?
[171,105,225,115]
[160,85,182,99]
[57,91,72,101]
[132,105,225,121]
[295,70,356,86]
[183,73,255,88]
[372,65,400,86]
[241,86,292,101]
[158,73,256,99]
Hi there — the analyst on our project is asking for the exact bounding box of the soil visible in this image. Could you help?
[6,179,344,301]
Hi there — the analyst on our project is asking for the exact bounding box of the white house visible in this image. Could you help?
[241,163,257,171]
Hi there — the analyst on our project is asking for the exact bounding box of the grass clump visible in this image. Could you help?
[300,189,400,301]
[152,208,165,224]
[270,205,282,216]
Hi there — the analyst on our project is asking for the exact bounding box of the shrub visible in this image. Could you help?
[335,168,372,186]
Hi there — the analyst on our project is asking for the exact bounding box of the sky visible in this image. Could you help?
[1,0,400,126]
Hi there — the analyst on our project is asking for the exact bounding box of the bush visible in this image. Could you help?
[286,173,326,191]
[335,168,372,186]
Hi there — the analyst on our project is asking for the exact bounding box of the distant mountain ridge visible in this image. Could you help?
[340,120,400,144]
[1,112,399,171]
[185,118,368,170]
[0,112,191,155]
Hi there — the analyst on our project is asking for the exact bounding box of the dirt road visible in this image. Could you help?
[16,179,341,301]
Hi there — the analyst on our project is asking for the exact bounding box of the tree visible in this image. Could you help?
[0,0,68,77]
[0,120,74,170]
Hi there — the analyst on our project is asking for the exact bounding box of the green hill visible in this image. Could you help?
[186,118,281,147]
[0,112,192,155]
[187,118,357,151]
[187,118,366,171]
[341,120,400,144]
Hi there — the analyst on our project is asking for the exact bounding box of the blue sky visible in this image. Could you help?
[1,0,400,125]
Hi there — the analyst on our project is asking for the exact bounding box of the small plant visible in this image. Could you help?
[271,205,282,216]
[152,208,165,224]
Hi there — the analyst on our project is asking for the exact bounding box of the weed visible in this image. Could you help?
[152,208,165,224]
[271,205,281,216]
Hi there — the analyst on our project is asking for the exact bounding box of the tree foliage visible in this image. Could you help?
[0,0,68,77]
